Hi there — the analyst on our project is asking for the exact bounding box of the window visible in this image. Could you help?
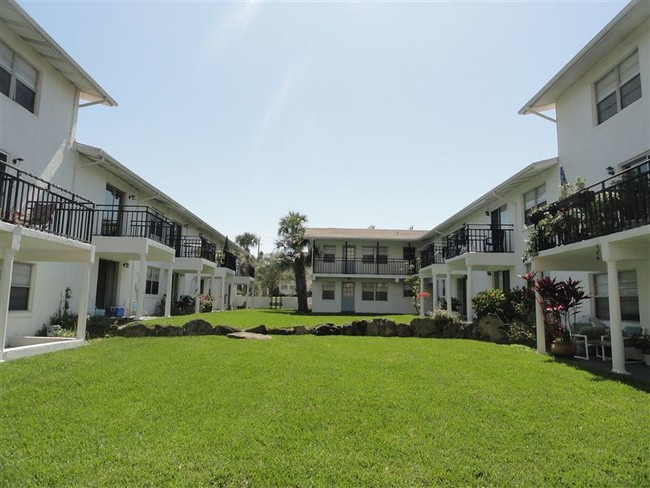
[322,245,335,263]
[404,283,414,297]
[0,41,38,113]
[362,246,375,264]
[362,246,388,264]
[594,270,639,321]
[322,281,335,300]
[0,262,33,311]
[595,50,641,124]
[362,282,388,301]
[362,282,375,301]
[524,184,546,225]
[375,283,388,301]
[146,266,160,295]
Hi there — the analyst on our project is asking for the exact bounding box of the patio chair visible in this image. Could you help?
[573,318,607,360]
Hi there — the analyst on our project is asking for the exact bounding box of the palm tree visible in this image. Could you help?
[276,211,309,313]
[235,232,260,255]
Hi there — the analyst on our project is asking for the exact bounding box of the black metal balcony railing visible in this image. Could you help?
[175,235,217,261]
[221,250,237,271]
[236,263,255,278]
[533,161,650,252]
[444,224,514,260]
[93,205,177,248]
[313,258,419,275]
[419,244,446,268]
[0,162,95,242]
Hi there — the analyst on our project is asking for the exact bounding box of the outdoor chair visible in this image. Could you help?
[28,201,57,230]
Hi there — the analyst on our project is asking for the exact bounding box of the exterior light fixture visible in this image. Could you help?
[606,166,615,176]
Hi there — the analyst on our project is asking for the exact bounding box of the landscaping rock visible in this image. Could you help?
[396,323,413,337]
[350,320,368,336]
[366,321,380,336]
[379,319,397,337]
[246,325,267,335]
[476,315,506,343]
[155,324,185,336]
[117,322,152,337]
[213,325,240,336]
[227,331,271,340]
[411,318,438,338]
[267,327,293,335]
[314,323,341,336]
[183,319,214,336]
[340,324,355,336]
[294,325,308,335]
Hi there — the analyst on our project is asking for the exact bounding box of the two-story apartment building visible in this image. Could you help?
[307,228,426,314]
[519,0,649,373]
[0,1,252,360]
[418,158,558,320]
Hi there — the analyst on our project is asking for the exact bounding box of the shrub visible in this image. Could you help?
[86,316,116,339]
[472,289,506,319]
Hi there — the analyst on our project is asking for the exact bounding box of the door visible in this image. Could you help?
[344,245,355,274]
[457,277,467,319]
[102,184,125,236]
[489,206,506,252]
[341,282,355,312]
[96,259,118,309]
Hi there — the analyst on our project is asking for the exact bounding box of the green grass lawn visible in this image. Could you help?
[1,337,648,486]
[139,308,419,328]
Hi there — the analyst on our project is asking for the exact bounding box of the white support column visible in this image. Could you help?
[136,254,147,320]
[0,253,17,360]
[210,269,218,312]
[0,228,21,360]
[446,272,452,314]
[164,264,173,317]
[221,277,226,311]
[466,266,473,322]
[194,269,201,314]
[606,260,628,375]
[419,276,425,316]
[76,261,92,340]
[534,288,546,354]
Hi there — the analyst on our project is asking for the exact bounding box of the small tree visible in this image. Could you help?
[255,252,290,296]
[276,211,309,313]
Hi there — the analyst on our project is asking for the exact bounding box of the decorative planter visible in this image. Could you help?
[551,341,576,358]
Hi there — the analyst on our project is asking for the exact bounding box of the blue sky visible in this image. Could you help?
[20,0,628,253]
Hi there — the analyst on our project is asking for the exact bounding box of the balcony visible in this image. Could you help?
[313,257,418,276]
[221,250,237,271]
[420,244,446,268]
[531,162,649,252]
[0,162,95,242]
[236,263,255,278]
[444,224,514,260]
[93,205,177,248]
[175,235,217,262]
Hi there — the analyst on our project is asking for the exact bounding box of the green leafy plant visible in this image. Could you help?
[533,276,588,344]
[472,289,506,319]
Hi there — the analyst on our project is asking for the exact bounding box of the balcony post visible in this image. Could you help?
[75,260,92,340]
[534,289,546,355]
[164,264,173,317]
[446,271,452,314]
[221,276,226,311]
[0,229,21,360]
[606,259,628,375]
[466,266,474,321]
[136,254,147,320]
[194,268,201,314]
[211,269,218,312]
[419,276,425,316]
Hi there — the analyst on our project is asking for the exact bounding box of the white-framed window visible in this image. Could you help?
[322,245,335,263]
[361,282,388,301]
[145,266,160,295]
[322,281,335,300]
[0,262,33,311]
[361,282,375,301]
[595,50,641,124]
[375,283,388,301]
[403,283,414,298]
[524,184,547,225]
[0,41,38,113]
[593,270,639,322]
[362,246,388,264]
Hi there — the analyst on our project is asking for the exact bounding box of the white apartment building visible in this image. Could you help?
[307,228,426,314]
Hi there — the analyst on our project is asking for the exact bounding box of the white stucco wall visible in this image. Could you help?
[556,26,650,179]
[311,278,416,315]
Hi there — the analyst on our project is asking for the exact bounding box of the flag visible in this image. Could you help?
[559,165,568,186]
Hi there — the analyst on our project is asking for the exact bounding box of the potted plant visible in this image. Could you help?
[533,276,589,358]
